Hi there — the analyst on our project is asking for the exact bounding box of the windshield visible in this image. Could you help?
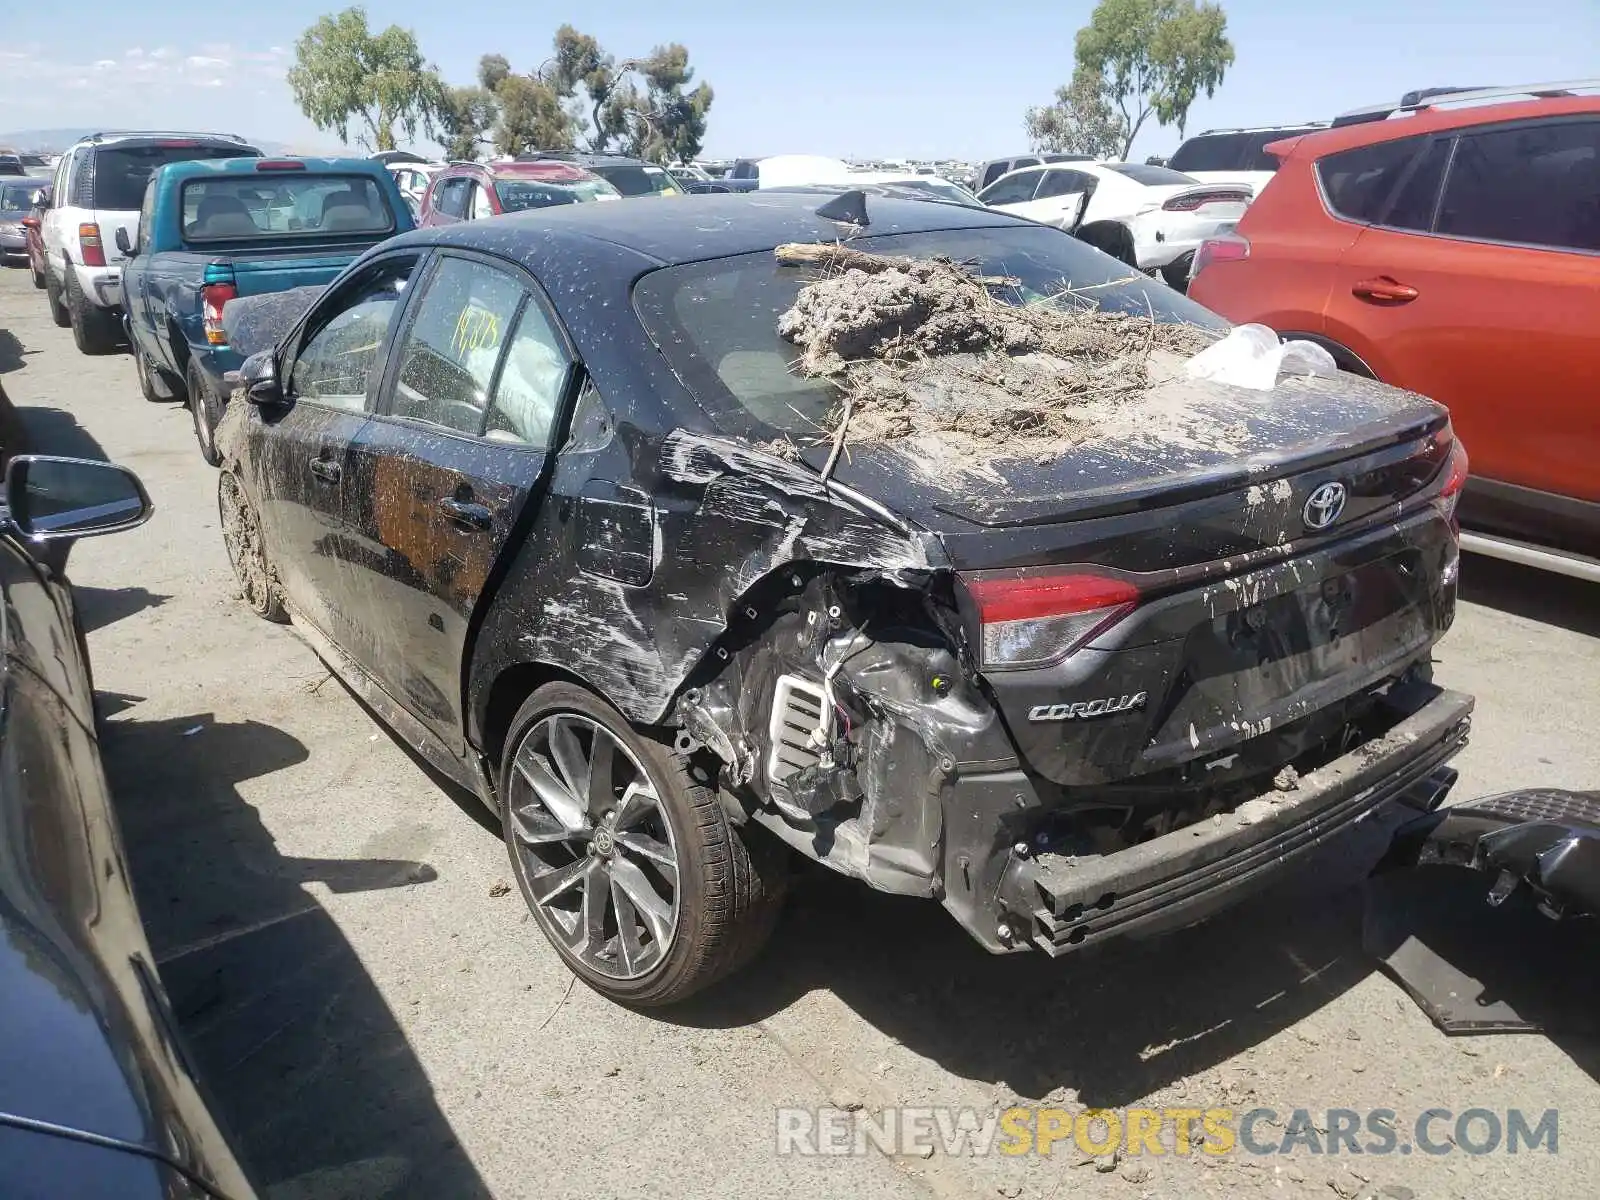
[1,182,43,211]
[495,176,621,210]
[634,224,1224,438]
[181,174,395,241]
[595,164,680,196]
[1106,163,1198,187]
[93,144,247,210]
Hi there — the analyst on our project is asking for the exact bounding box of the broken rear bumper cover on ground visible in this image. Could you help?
[945,684,1473,955]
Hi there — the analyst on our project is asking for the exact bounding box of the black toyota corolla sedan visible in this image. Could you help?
[0,438,256,1198]
[216,193,1472,1006]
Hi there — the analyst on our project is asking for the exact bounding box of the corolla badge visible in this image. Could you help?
[1302,481,1348,530]
[1029,693,1148,722]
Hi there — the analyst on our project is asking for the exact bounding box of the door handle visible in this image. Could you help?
[1352,276,1419,304]
[308,457,341,484]
[438,496,492,530]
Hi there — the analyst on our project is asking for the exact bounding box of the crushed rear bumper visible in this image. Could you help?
[986,685,1473,955]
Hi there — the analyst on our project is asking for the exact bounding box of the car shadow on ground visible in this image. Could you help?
[11,401,110,462]
[0,326,31,374]
[72,583,170,632]
[673,806,1417,1108]
[1460,553,1600,638]
[100,710,493,1200]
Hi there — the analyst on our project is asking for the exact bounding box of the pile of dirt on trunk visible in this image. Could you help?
[772,242,1217,460]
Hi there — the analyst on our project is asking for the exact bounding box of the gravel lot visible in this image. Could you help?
[2,263,1596,1200]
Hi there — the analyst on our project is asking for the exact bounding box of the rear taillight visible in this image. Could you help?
[1163,188,1251,211]
[1190,232,1250,281]
[1436,441,1470,530]
[78,222,105,267]
[961,569,1141,670]
[21,214,38,230]
[202,281,238,345]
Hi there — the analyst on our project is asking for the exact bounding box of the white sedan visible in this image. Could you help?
[977,161,1249,286]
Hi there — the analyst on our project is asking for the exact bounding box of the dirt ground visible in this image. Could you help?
[2,264,1597,1200]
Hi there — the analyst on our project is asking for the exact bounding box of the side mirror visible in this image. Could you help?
[239,351,285,407]
[115,227,133,255]
[5,456,152,542]
[21,214,38,231]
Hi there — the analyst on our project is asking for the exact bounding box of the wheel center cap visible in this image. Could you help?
[592,828,616,857]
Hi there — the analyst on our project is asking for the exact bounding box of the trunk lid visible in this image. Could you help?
[219,246,372,298]
[827,367,1447,543]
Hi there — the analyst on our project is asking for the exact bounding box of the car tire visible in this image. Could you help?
[64,270,118,355]
[45,270,71,327]
[135,346,179,403]
[501,683,789,1007]
[218,470,288,623]
[1161,253,1195,293]
[188,361,223,466]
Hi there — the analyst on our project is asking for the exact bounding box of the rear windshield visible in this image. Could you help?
[1105,163,1197,186]
[93,143,246,211]
[593,164,680,196]
[633,224,1224,439]
[494,176,620,210]
[1,182,44,210]
[181,174,395,242]
[1169,128,1322,174]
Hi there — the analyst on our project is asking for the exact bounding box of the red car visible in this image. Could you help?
[1190,83,1600,576]
[419,160,621,226]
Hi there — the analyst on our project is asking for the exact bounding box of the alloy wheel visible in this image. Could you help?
[507,713,681,980]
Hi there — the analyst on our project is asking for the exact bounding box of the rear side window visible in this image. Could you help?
[87,143,249,211]
[1436,120,1600,252]
[1316,136,1425,223]
[1170,133,1251,172]
[181,174,394,241]
[391,256,527,435]
[595,164,677,196]
[435,177,469,217]
[1381,139,1452,232]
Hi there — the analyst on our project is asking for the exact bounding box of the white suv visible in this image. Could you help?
[41,131,257,353]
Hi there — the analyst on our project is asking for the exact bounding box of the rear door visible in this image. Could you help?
[1324,117,1600,503]
[253,250,425,648]
[337,251,573,748]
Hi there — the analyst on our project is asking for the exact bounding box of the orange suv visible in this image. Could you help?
[1189,83,1600,575]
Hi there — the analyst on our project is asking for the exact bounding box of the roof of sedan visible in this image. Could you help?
[417,190,1023,266]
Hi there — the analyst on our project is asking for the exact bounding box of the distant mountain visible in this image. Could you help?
[0,127,329,155]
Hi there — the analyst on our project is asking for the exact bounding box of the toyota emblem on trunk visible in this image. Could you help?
[1303,482,1348,530]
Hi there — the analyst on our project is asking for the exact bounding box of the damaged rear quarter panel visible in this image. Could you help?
[462,230,946,760]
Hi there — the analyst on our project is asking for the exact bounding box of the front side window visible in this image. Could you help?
[1036,170,1092,199]
[181,174,394,241]
[390,257,527,435]
[1317,135,1426,223]
[1436,120,1600,252]
[289,256,419,412]
[978,168,1046,206]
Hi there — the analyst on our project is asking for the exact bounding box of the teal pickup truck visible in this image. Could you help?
[120,156,413,463]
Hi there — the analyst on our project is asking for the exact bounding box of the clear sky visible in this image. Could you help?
[3,1,1596,161]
